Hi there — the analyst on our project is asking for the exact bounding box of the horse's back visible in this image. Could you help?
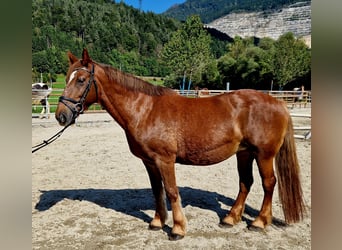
[156,89,289,142]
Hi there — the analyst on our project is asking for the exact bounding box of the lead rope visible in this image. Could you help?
[32,122,73,153]
[32,64,97,154]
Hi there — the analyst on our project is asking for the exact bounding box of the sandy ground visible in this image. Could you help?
[32,108,311,249]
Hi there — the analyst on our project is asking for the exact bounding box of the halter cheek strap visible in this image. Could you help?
[58,64,98,122]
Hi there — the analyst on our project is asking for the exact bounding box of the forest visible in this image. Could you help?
[163,0,309,24]
[32,0,181,79]
[32,0,311,90]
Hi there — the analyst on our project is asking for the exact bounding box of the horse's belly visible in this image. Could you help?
[176,144,238,166]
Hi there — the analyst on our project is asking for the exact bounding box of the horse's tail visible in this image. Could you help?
[275,115,306,223]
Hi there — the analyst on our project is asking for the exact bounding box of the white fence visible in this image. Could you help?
[290,113,311,140]
[174,89,311,108]
[32,89,311,140]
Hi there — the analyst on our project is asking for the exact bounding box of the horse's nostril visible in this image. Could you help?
[58,113,67,125]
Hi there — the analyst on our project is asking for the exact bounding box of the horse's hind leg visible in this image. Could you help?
[46,100,50,119]
[40,98,47,119]
[39,106,45,119]
[221,150,254,227]
[143,161,168,230]
[250,154,276,230]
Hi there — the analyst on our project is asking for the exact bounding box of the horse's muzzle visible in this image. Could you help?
[55,110,75,127]
[56,112,66,126]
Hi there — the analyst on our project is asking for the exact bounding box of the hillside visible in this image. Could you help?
[32,0,181,78]
[207,1,311,47]
[32,0,310,90]
[32,0,232,79]
[163,0,306,24]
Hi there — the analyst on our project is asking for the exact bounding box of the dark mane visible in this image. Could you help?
[99,63,176,96]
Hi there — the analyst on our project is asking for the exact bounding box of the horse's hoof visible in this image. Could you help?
[169,233,184,241]
[148,224,162,231]
[248,224,265,232]
[219,221,234,228]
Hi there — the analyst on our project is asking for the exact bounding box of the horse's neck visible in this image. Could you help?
[99,79,152,130]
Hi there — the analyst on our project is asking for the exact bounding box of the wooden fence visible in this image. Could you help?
[33,89,311,140]
[32,89,312,113]
[32,89,104,118]
[175,89,311,108]
[290,113,311,140]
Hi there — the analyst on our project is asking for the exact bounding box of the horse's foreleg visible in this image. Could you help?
[250,155,276,230]
[143,161,167,230]
[157,159,186,240]
[221,150,254,227]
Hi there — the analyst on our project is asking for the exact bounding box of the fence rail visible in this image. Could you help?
[32,88,104,117]
[290,113,311,140]
[174,89,311,108]
[33,89,311,134]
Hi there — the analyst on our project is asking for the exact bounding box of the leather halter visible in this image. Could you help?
[33,64,98,153]
[58,64,98,122]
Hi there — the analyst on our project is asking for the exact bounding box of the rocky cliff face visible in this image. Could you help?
[207,1,311,47]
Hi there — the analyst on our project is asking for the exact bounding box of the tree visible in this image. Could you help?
[162,15,213,90]
[272,32,311,89]
[32,0,181,78]
[217,36,266,89]
[217,34,311,90]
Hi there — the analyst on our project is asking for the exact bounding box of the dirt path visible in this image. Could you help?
[32,109,311,249]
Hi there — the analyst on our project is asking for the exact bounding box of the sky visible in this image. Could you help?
[121,0,186,14]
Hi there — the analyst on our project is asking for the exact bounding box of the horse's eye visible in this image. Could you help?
[77,77,86,84]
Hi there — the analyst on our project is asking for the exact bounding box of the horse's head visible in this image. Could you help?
[55,48,99,126]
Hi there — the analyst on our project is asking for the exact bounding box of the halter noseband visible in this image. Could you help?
[58,64,98,122]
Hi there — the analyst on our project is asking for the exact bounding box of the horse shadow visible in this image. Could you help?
[35,186,286,230]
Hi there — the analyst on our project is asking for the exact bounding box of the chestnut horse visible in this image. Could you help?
[55,49,305,240]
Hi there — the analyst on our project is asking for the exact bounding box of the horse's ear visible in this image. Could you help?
[67,51,79,66]
[81,48,92,66]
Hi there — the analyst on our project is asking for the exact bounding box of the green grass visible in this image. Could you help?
[52,74,66,89]
[53,83,66,89]
[139,76,165,86]
[56,74,65,82]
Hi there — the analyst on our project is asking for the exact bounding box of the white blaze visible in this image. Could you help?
[68,70,78,84]
[68,67,87,84]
